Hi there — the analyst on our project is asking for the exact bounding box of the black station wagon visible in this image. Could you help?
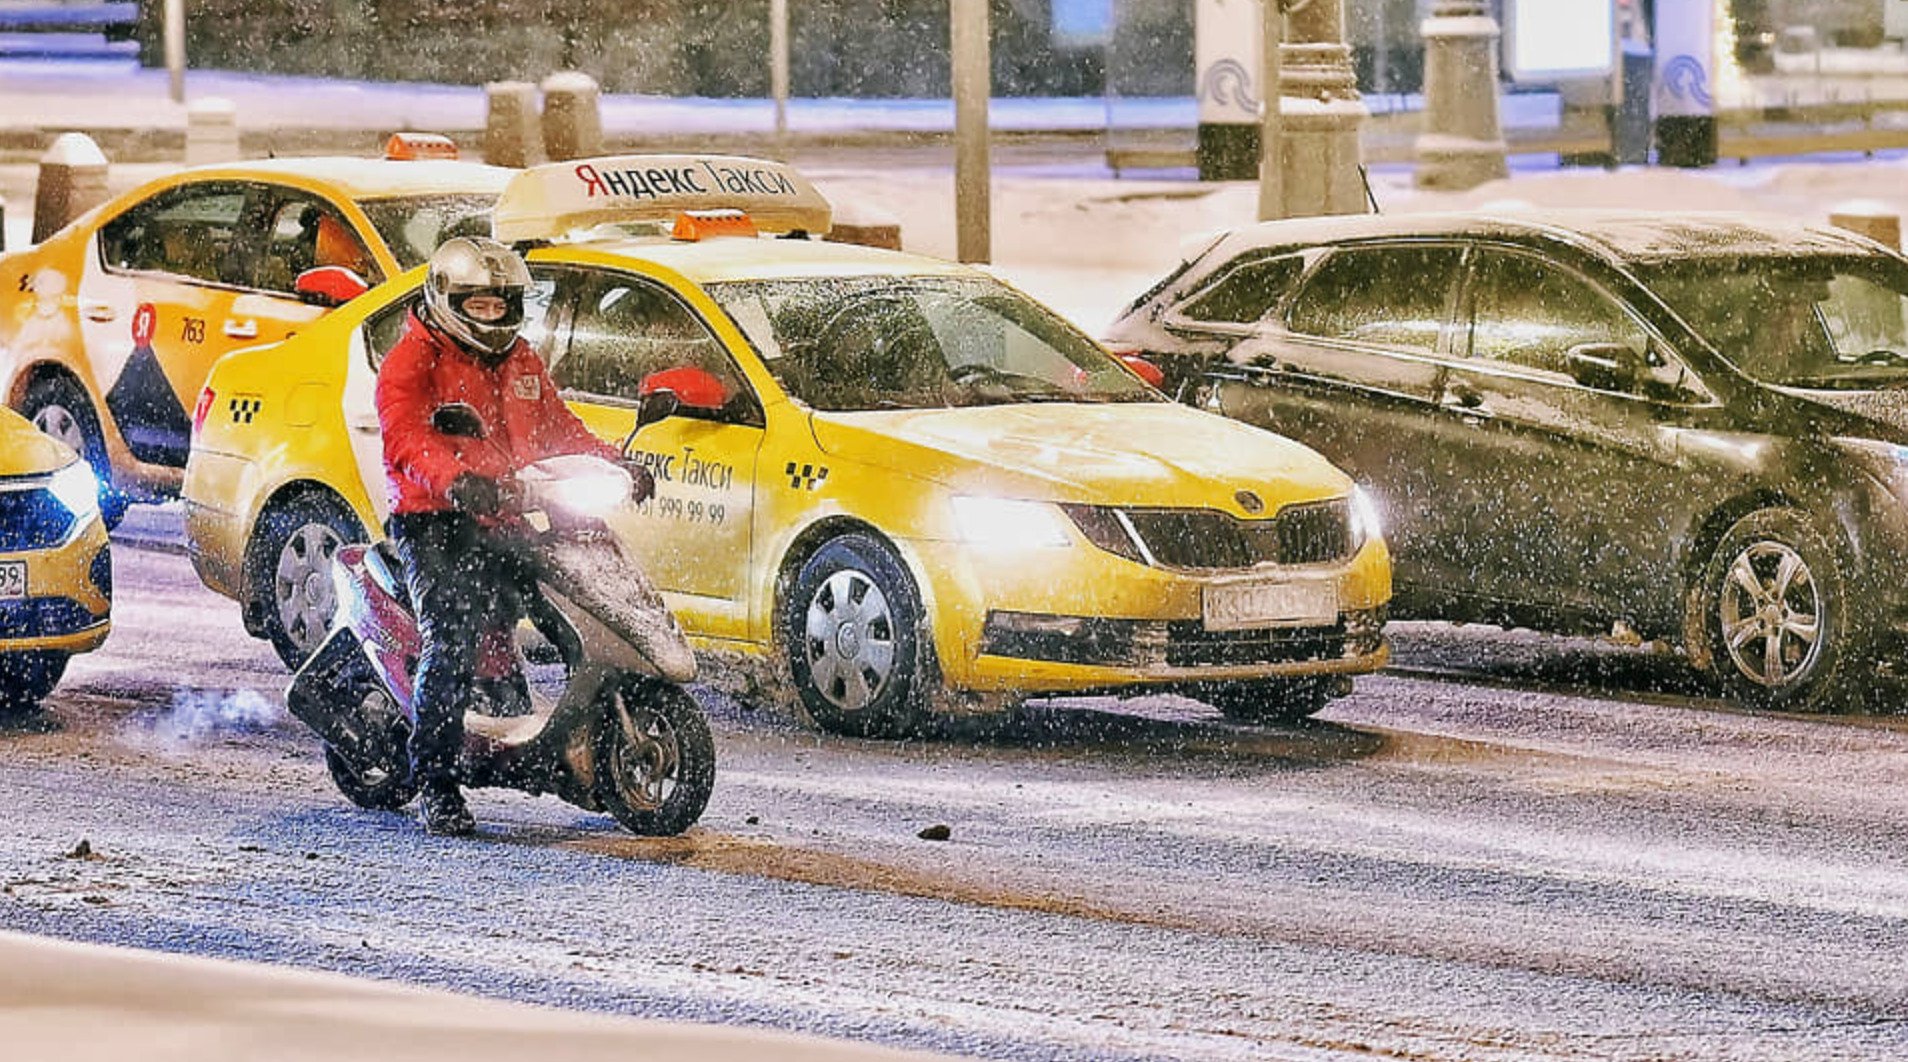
[1107,210,1908,711]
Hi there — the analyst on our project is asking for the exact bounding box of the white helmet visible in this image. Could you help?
[422,236,531,359]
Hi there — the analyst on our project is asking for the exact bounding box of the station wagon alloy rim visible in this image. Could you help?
[1717,542,1823,688]
[274,524,344,656]
[804,570,896,713]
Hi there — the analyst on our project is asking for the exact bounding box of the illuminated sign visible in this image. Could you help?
[1503,0,1616,83]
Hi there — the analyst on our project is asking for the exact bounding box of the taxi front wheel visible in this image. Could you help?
[19,375,130,529]
[0,652,67,716]
[784,532,932,739]
[248,493,367,670]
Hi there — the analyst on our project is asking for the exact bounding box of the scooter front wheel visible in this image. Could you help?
[595,679,714,836]
[322,707,418,811]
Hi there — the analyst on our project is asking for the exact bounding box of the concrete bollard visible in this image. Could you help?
[1414,1,1509,191]
[33,133,109,243]
[184,96,240,166]
[540,72,602,163]
[825,199,902,250]
[484,81,544,168]
[1829,202,1902,249]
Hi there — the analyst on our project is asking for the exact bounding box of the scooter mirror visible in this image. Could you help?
[431,402,487,439]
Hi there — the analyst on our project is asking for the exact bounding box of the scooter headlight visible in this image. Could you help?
[546,466,632,517]
[49,460,100,524]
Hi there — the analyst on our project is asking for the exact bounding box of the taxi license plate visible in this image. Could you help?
[0,560,24,601]
[1202,579,1337,631]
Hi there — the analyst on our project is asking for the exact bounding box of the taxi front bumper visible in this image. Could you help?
[904,534,1393,695]
[0,515,112,657]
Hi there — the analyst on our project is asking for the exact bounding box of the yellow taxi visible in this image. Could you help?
[0,406,110,715]
[183,154,1391,734]
[0,136,510,526]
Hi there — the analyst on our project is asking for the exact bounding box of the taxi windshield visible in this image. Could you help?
[709,275,1160,411]
[359,194,498,269]
[1640,253,1908,390]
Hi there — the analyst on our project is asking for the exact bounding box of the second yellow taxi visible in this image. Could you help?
[183,154,1391,734]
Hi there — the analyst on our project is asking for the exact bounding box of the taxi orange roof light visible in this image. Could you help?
[385,132,460,161]
[671,209,759,242]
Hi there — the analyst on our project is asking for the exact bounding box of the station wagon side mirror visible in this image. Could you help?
[1564,342,1644,393]
[431,402,487,439]
[294,266,370,308]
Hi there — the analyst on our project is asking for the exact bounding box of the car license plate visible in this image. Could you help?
[0,560,25,601]
[1202,579,1337,631]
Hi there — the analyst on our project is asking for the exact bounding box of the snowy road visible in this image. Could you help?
[3,535,1907,1060]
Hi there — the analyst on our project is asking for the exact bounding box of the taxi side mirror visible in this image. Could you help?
[1115,352,1167,389]
[633,389,680,433]
[638,366,729,412]
[1565,342,1643,393]
[294,266,370,308]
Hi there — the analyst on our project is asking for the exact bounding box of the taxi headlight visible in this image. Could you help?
[1349,485,1383,550]
[950,496,1071,548]
[49,461,100,523]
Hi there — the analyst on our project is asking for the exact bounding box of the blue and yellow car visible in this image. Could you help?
[0,407,110,715]
[0,137,510,526]
[183,154,1391,734]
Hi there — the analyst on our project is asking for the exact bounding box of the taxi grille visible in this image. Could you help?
[1064,498,1352,572]
[1165,621,1346,668]
[0,485,75,552]
[0,597,97,638]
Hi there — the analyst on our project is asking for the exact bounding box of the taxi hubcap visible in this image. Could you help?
[1718,541,1823,688]
[32,404,87,455]
[804,570,895,713]
[275,523,343,655]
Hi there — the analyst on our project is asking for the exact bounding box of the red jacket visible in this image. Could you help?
[376,310,618,516]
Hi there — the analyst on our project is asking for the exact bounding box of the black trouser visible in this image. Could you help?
[386,511,535,785]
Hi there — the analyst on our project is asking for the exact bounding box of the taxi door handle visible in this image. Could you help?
[223,319,258,340]
[80,299,116,322]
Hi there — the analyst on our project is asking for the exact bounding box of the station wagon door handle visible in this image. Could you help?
[223,319,258,339]
[79,299,116,322]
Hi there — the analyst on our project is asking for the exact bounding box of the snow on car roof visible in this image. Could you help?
[180,157,514,199]
[532,232,970,286]
[1205,209,1874,266]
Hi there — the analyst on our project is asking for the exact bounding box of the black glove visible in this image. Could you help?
[447,471,504,516]
[622,460,656,505]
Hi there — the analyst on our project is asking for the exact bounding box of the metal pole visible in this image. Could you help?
[164,0,186,103]
[951,0,991,264]
[1257,1,1283,221]
[770,0,790,148]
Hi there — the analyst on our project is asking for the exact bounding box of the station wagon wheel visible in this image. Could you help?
[18,375,130,529]
[784,532,931,738]
[1700,508,1858,712]
[248,492,367,670]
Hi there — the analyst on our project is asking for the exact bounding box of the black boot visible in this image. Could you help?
[419,780,474,836]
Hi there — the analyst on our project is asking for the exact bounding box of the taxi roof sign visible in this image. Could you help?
[493,154,832,244]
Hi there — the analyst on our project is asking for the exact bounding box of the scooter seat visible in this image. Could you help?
[365,540,410,608]
[463,705,555,745]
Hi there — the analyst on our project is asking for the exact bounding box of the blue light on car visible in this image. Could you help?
[48,460,100,523]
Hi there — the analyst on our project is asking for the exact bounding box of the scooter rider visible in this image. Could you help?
[376,236,651,836]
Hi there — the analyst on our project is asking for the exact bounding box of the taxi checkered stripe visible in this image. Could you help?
[228,397,262,423]
[785,461,828,491]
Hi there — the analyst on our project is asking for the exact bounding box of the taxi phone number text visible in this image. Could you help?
[641,495,727,525]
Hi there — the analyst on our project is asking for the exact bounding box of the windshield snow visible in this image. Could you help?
[710,274,1160,411]
[360,194,498,270]
[1641,253,1908,390]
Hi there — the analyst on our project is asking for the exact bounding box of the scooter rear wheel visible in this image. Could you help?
[595,679,714,836]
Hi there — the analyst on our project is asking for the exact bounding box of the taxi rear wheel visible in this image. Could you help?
[784,533,931,738]
[1198,678,1329,725]
[0,652,67,716]
[249,493,367,670]
[19,375,130,529]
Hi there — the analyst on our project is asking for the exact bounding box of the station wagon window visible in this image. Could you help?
[1286,245,1461,355]
[552,274,759,426]
[1467,250,1650,378]
[252,194,376,294]
[1176,254,1304,325]
[99,183,250,286]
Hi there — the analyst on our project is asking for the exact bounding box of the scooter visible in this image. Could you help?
[286,392,713,836]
